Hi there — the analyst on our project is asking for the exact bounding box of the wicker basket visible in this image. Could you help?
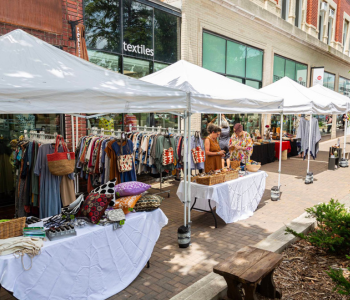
[246,164,261,172]
[224,169,239,181]
[191,176,199,182]
[230,160,240,170]
[0,217,26,239]
[196,174,225,186]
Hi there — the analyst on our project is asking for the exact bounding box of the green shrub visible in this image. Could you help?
[285,199,350,253]
[326,255,350,296]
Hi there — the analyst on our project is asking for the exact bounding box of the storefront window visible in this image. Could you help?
[123,57,151,79]
[87,50,121,72]
[203,31,263,86]
[323,71,335,90]
[273,55,307,86]
[154,62,169,72]
[202,33,226,74]
[85,0,121,53]
[339,77,350,97]
[123,0,153,60]
[84,0,180,75]
[154,8,180,63]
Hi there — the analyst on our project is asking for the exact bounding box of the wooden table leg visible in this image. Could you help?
[242,283,258,300]
[224,277,243,300]
[257,270,282,299]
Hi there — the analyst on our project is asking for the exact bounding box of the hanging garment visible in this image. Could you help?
[112,139,136,182]
[34,144,74,218]
[296,117,321,160]
[219,126,231,160]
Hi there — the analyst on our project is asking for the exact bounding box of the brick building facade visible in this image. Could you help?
[0,0,86,148]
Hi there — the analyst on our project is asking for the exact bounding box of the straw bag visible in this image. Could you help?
[162,135,174,166]
[117,136,133,172]
[47,135,75,176]
[191,132,205,163]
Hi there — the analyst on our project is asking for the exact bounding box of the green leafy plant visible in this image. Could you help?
[326,254,350,296]
[285,199,350,253]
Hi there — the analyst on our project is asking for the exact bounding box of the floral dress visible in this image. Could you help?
[229,131,253,163]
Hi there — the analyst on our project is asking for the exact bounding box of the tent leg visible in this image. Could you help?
[187,113,192,231]
[305,114,313,184]
[183,113,188,228]
[344,118,348,159]
[75,116,80,193]
[272,113,283,201]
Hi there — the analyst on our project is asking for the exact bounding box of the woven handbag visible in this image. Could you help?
[117,136,133,172]
[47,135,75,176]
[162,135,174,166]
[191,132,205,163]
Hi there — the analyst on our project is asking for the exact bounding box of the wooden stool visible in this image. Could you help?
[213,246,283,300]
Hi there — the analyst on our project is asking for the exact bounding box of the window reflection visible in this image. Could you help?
[123,57,151,79]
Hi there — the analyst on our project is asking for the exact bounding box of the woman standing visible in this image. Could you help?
[204,124,225,173]
[219,116,231,169]
[229,123,253,165]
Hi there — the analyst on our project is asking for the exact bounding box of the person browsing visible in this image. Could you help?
[204,124,225,172]
[229,123,253,164]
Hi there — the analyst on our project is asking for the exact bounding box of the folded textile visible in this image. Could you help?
[0,236,43,256]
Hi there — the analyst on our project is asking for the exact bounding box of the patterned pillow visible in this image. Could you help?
[114,181,151,197]
[78,193,113,224]
[113,194,142,215]
[134,195,164,212]
[91,179,117,205]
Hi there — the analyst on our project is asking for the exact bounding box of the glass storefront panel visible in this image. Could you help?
[285,60,296,81]
[123,0,153,60]
[202,32,226,74]
[154,62,169,72]
[296,63,307,86]
[323,71,335,90]
[246,47,263,81]
[227,76,243,83]
[273,55,285,82]
[123,57,151,79]
[226,41,245,77]
[273,55,307,86]
[85,0,121,53]
[154,8,180,63]
[87,50,121,73]
[246,80,261,89]
[339,77,350,97]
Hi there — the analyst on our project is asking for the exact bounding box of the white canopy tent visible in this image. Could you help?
[261,77,348,186]
[0,29,187,114]
[142,60,284,114]
[0,30,192,236]
[142,59,285,227]
[310,84,350,159]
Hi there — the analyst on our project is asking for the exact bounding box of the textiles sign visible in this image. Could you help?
[312,67,325,86]
[123,42,154,57]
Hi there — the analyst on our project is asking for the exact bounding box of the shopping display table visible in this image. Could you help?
[177,171,267,226]
[250,143,275,165]
[273,141,291,159]
[0,209,168,300]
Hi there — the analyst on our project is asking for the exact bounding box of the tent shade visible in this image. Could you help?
[0,30,187,114]
[261,77,347,114]
[141,60,284,114]
[310,84,349,113]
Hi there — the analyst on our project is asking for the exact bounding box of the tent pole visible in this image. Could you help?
[75,116,80,193]
[278,112,283,188]
[307,114,312,173]
[187,112,192,230]
[344,118,348,159]
[71,115,75,152]
[183,112,188,227]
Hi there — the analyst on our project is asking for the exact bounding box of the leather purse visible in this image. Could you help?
[191,132,205,163]
[117,136,133,173]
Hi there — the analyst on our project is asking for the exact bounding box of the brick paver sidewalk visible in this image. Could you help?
[2,138,350,300]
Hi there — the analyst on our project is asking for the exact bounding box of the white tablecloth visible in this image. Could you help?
[0,209,168,300]
[177,171,267,224]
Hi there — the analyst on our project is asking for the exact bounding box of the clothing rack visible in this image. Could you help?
[23,130,59,144]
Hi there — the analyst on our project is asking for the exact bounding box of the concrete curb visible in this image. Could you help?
[170,194,350,300]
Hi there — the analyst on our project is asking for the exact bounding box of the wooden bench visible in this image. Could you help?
[213,246,283,300]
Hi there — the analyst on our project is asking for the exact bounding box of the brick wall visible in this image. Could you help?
[65,115,87,150]
[334,0,350,44]
[306,0,319,28]
[0,0,85,149]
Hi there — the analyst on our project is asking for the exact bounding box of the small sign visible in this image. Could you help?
[123,42,154,57]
